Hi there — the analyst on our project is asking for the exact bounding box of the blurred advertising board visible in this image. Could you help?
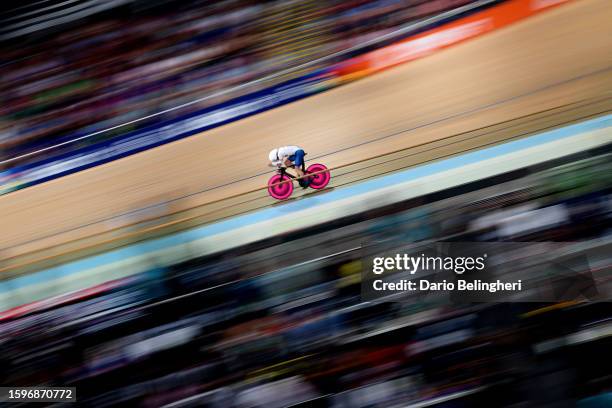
[330,0,571,78]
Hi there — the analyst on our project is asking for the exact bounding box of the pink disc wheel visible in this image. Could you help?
[268,174,294,200]
[306,163,331,189]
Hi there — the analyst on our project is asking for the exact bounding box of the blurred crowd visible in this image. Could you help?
[1,151,610,407]
[0,0,477,167]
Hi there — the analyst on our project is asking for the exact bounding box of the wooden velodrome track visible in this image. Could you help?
[1,0,611,274]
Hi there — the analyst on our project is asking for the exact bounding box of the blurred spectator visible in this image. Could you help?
[0,150,610,407]
[1,0,475,167]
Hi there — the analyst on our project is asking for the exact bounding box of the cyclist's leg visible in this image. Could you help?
[294,150,309,186]
[293,151,304,175]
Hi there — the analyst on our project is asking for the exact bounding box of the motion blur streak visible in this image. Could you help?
[1,0,610,256]
[1,0,500,167]
[0,0,611,407]
[1,136,611,407]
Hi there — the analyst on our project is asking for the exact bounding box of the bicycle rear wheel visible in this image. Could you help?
[306,163,330,189]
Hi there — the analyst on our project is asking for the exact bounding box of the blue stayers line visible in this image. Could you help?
[1,114,610,293]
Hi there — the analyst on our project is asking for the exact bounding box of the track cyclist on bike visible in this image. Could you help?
[268,145,310,188]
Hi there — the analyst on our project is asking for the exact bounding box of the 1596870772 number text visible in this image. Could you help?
[0,387,76,402]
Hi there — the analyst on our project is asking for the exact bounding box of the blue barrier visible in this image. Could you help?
[0,68,337,195]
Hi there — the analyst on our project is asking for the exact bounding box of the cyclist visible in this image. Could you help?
[268,146,310,188]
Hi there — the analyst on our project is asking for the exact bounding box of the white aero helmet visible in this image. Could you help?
[268,148,279,162]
